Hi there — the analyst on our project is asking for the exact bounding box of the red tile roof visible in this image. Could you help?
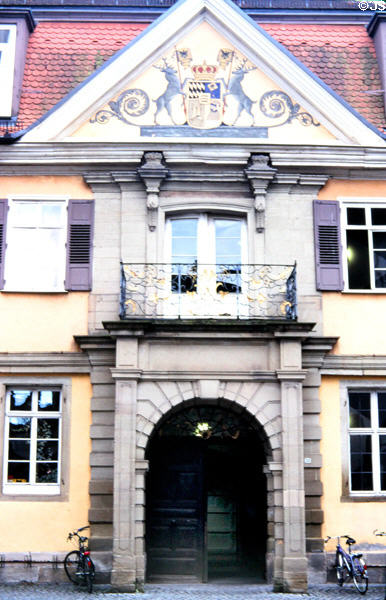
[18,22,148,130]
[11,20,385,135]
[261,23,385,132]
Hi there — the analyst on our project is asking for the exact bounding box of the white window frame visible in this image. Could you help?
[164,213,248,317]
[3,387,62,496]
[165,213,248,266]
[344,385,386,497]
[4,196,68,292]
[0,24,17,118]
[340,197,386,293]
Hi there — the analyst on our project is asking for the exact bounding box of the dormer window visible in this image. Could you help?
[0,10,35,129]
[0,24,17,118]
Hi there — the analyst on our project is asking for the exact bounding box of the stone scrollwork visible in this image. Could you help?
[137,152,168,231]
[90,89,150,125]
[260,91,320,127]
[244,154,276,233]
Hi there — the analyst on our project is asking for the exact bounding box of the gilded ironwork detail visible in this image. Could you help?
[120,262,297,320]
[158,405,258,439]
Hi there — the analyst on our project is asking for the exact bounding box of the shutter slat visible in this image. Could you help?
[65,200,94,291]
[313,200,344,291]
[0,199,8,290]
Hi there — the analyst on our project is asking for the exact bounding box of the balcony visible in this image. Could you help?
[120,263,297,320]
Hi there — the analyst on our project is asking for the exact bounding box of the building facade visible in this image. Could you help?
[0,0,386,592]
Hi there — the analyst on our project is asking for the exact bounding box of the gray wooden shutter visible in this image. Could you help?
[65,200,94,291]
[0,199,8,290]
[313,199,344,291]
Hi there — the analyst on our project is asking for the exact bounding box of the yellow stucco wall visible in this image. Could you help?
[322,293,386,355]
[0,375,91,552]
[319,179,386,355]
[319,181,386,547]
[0,293,89,352]
[321,376,386,549]
[0,176,93,352]
[0,175,93,198]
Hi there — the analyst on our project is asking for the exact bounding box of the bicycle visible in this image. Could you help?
[63,525,95,593]
[374,530,386,600]
[325,535,368,594]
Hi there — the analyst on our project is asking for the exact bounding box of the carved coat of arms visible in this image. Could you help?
[186,64,223,129]
[90,47,320,133]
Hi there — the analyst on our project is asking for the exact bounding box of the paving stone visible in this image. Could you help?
[0,583,385,599]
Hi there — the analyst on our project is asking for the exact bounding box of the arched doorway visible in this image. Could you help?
[145,401,269,583]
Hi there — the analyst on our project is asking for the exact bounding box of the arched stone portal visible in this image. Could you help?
[145,400,271,583]
[105,325,315,594]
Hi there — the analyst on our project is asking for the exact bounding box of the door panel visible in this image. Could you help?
[146,440,205,581]
[146,432,266,582]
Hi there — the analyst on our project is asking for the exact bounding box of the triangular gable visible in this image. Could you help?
[21,0,385,146]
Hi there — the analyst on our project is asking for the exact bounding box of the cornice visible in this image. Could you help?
[302,336,339,368]
[322,354,386,375]
[1,144,386,171]
[0,8,36,31]
[0,352,90,373]
[111,368,278,380]
[103,318,315,338]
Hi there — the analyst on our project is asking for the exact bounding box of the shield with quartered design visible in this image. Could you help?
[185,63,223,129]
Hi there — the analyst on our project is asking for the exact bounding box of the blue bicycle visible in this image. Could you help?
[325,535,368,594]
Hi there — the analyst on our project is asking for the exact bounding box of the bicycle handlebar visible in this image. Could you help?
[324,535,356,544]
[67,525,90,541]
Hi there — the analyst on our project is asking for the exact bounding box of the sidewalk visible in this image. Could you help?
[0,583,385,599]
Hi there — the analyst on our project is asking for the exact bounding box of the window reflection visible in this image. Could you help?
[8,417,31,438]
[10,390,32,411]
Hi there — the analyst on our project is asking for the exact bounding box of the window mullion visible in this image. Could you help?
[372,433,380,493]
[368,228,376,290]
[30,393,38,485]
[372,391,380,492]
[3,415,10,488]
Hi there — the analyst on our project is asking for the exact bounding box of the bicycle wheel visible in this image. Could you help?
[352,557,368,595]
[84,557,95,593]
[64,550,82,585]
[336,552,348,586]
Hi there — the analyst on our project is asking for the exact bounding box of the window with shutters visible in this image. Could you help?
[3,198,67,292]
[1,197,94,292]
[342,202,386,290]
[313,200,343,291]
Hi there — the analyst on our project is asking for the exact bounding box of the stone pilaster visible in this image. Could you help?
[276,337,307,592]
[110,378,138,592]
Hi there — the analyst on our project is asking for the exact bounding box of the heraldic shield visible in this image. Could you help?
[186,64,223,129]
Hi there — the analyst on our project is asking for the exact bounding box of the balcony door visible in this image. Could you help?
[164,214,247,317]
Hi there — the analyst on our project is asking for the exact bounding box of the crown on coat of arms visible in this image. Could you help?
[192,62,218,80]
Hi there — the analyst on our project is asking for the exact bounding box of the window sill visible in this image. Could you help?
[342,289,386,294]
[3,484,60,495]
[1,289,68,294]
[341,494,386,502]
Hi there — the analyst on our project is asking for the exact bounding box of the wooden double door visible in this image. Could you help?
[146,436,266,582]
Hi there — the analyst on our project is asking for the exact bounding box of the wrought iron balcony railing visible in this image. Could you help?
[120,262,297,320]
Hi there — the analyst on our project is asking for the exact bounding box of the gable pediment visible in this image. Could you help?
[72,22,334,145]
[21,0,385,147]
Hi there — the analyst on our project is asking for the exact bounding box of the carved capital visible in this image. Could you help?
[137,152,168,231]
[244,154,276,233]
